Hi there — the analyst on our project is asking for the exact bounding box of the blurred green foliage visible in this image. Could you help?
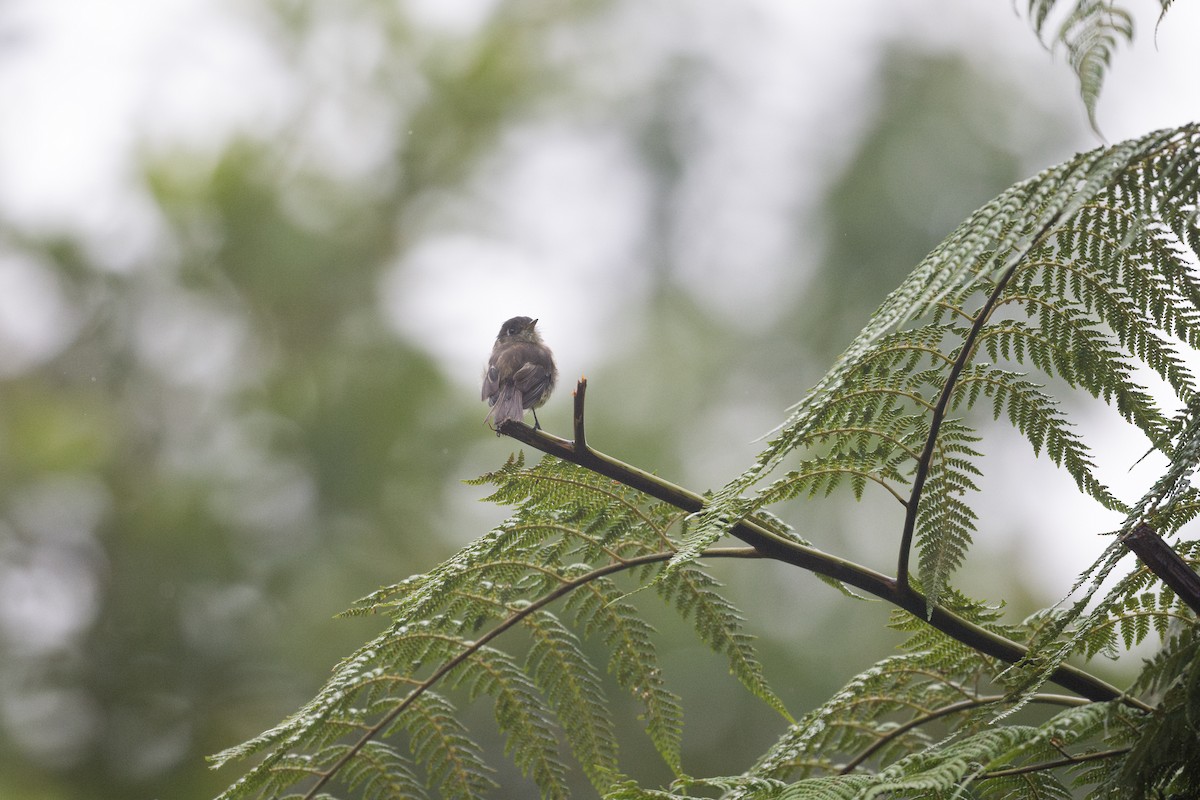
[0,1,1084,797]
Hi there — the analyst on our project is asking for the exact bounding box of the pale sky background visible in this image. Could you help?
[1,0,1199,603]
[2,0,1198,369]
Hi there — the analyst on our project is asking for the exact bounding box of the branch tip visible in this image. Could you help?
[573,378,589,450]
[1121,523,1200,614]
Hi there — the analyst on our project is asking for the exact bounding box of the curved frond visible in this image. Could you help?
[1023,2,1137,131]
[212,455,779,797]
[452,645,571,797]
[564,573,685,773]
[400,692,497,800]
[524,610,623,790]
[657,563,792,721]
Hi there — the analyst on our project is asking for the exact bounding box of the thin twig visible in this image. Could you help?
[978,746,1129,779]
[839,693,1089,774]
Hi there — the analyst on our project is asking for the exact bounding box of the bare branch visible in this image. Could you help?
[498,379,1139,706]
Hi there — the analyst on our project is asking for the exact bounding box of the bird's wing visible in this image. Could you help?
[481,362,500,403]
[511,361,552,407]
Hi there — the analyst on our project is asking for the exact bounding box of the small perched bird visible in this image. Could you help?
[482,316,558,432]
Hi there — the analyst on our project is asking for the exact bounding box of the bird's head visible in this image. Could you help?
[496,316,542,343]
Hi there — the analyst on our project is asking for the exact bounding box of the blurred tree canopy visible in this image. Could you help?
[0,1,1130,798]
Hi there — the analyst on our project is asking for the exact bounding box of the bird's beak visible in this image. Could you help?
[529,319,539,329]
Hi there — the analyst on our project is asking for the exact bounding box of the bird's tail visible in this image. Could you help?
[485,386,524,430]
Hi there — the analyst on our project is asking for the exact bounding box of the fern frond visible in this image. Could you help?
[1029,1,1135,131]
[1006,241,1200,391]
[951,365,1121,509]
[774,774,876,800]
[452,645,571,798]
[915,419,982,610]
[1012,534,1197,698]
[338,741,428,800]
[399,692,497,799]
[749,651,981,785]
[740,590,1122,800]
[214,454,788,796]
[657,563,792,721]
[770,702,1127,800]
[1010,395,1200,699]
[1075,544,1198,659]
[524,610,624,792]
[564,572,685,774]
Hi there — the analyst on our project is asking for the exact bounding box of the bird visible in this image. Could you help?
[482,316,557,433]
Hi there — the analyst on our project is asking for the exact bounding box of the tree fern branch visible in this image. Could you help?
[497,379,1133,705]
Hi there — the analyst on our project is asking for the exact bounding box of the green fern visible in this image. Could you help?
[1004,397,1200,709]
[681,125,1199,605]
[1025,1,1135,131]
[562,571,685,773]
[1064,625,1200,798]
[211,454,787,798]
[625,613,1138,800]
[214,123,1200,799]
[522,610,622,788]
